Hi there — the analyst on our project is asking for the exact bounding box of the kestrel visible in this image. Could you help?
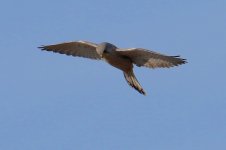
[39,41,187,95]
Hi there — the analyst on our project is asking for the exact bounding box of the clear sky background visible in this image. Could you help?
[0,0,226,150]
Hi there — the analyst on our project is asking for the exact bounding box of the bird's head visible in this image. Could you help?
[96,42,117,57]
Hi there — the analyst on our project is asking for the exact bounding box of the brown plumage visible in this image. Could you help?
[39,41,187,95]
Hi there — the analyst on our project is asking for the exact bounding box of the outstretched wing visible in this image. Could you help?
[116,48,187,68]
[39,41,101,60]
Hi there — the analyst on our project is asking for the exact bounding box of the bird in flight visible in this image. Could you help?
[39,41,187,95]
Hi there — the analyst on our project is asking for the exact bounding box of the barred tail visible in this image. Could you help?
[123,70,146,95]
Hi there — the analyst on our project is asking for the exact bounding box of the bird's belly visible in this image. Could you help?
[103,53,132,72]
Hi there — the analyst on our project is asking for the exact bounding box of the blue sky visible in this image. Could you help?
[0,0,226,149]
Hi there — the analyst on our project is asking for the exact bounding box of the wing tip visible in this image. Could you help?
[172,55,188,65]
[38,45,46,50]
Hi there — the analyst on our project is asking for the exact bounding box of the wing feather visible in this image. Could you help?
[116,48,187,68]
[39,41,101,60]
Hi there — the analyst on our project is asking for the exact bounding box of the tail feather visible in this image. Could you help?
[123,70,146,95]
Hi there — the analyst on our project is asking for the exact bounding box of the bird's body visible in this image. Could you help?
[39,41,187,95]
[103,52,133,72]
[102,43,132,72]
